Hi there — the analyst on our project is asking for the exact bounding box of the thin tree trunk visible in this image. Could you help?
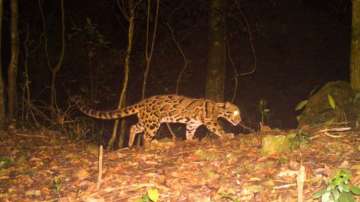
[22,25,33,123]
[205,0,226,101]
[50,0,65,113]
[7,0,19,120]
[138,0,159,146]
[351,0,360,90]
[108,0,135,149]
[142,0,160,99]
[0,0,5,128]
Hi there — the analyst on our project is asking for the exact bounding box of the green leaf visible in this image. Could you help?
[331,189,340,201]
[295,100,308,111]
[136,195,150,202]
[314,169,358,202]
[350,185,360,195]
[341,169,351,180]
[341,184,350,192]
[0,157,12,169]
[328,94,336,109]
[313,190,326,198]
[321,191,332,202]
[147,188,159,202]
[338,192,355,202]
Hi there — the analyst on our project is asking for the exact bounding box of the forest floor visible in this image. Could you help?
[0,127,359,202]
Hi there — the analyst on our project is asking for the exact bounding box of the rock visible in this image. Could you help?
[297,81,355,127]
[261,135,290,155]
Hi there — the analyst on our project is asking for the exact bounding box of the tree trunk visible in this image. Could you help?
[142,0,159,99]
[108,0,135,149]
[206,0,226,101]
[137,0,159,146]
[7,0,19,120]
[0,0,5,128]
[351,0,360,90]
[50,0,65,114]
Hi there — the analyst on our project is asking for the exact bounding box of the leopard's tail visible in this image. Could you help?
[70,96,138,120]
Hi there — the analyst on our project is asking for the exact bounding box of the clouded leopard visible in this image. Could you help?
[71,94,241,147]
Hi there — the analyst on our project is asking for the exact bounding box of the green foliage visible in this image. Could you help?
[147,188,159,202]
[328,94,336,110]
[137,188,159,202]
[0,156,12,169]
[295,99,308,111]
[314,169,360,202]
[295,93,338,112]
[258,99,270,124]
[287,130,310,150]
[53,176,62,194]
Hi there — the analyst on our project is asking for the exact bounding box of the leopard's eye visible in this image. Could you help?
[233,110,239,116]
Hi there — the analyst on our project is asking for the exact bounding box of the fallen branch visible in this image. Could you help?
[273,183,297,189]
[14,133,47,138]
[318,127,351,133]
[297,165,305,202]
[96,145,103,190]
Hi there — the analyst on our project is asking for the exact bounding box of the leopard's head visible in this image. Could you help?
[217,102,241,125]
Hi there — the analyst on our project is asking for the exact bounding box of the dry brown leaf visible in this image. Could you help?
[75,168,90,180]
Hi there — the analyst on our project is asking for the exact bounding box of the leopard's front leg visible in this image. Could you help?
[204,119,234,138]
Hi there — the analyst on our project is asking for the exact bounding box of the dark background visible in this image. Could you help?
[2,0,351,129]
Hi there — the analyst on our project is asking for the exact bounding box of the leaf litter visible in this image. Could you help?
[0,128,359,201]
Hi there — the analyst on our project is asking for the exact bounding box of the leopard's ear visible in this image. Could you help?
[224,102,232,108]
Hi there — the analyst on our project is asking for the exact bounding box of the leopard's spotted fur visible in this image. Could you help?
[72,95,241,147]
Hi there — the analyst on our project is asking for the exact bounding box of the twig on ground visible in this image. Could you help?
[318,127,351,133]
[273,183,297,189]
[97,145,103,190]
[310,127,352,139]
[297,165,305,202]
[14,133,47,138]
